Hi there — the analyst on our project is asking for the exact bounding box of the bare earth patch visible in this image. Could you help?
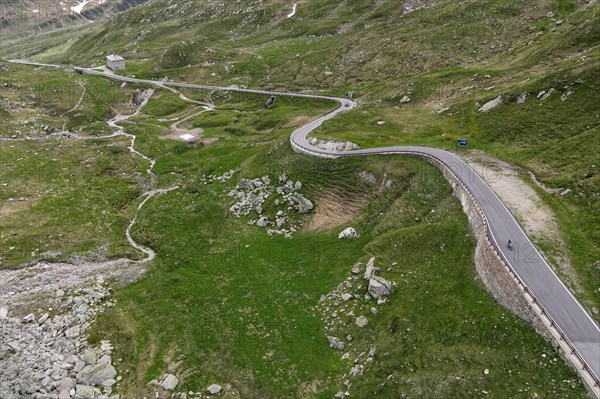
[459,150,587,299]
[0,198,34,219]
[305,188,369,232]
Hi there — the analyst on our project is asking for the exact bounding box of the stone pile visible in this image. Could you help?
[307,137,359,152]
[0,279,121,399]
[227,173,313,238]
[228,176,273,217]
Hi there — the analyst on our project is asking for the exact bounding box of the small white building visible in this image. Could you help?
[106,54,125,71]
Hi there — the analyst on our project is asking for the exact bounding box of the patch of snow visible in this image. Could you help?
[287,3,297,18]
[71,0,93,14]
[179,134,195,141]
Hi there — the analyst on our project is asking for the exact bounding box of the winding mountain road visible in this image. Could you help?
[8,60,600,396]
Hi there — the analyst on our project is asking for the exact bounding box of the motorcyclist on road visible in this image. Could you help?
[507,240,513,250]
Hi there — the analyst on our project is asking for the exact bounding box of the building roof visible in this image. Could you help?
[106,54,124,62]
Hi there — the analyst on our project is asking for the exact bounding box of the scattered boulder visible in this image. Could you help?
[207,384,222,394]
[290,193,313,214]
[349,364,363,376]
[276,217,286,227]
[351,263,361,275]
[160,374,179,390]
[478,95,503,112]
[327,336,345,350]
[256,216,268,228]
[516,93,527,104]
[355,316,369,328]
[338,227,358,239]
[37,312,49,325]
[537,88,554,100]
[368,276,393,300]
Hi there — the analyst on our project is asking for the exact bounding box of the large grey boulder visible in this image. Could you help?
[368,276,392,300]
[355,316,369,328]
[207,384,222,394]
[478,95,503,112]
[338,227,358,239]
[160,374,179,390]
[290,193,313,214]
[256,216,268,227]
[78,364,117,386]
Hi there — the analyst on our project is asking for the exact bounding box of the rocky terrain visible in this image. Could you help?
[0,266,235,399]
[227,173,313,238]
[0,278,120,399]
[315,256,396,397]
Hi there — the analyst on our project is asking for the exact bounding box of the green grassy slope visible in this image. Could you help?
[89,144,588,398]
[0,0,598,397]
